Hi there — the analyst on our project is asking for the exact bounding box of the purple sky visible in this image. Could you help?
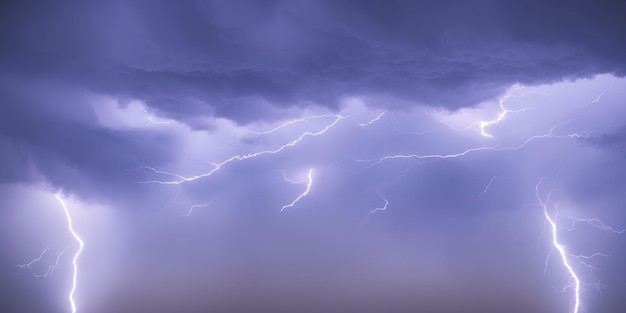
[2,1,626,313]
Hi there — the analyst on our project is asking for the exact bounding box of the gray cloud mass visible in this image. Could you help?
[2,0,626,124]
[1,1,626,313]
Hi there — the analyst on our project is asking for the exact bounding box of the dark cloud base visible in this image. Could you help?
[2,0,625,124]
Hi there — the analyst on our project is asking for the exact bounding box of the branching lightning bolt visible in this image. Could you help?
[17,195,84,313]
[55,194,84,313]
[281,169,314,211]
[479,90,541,138]
[565,218,626,234]
[535,178,581,313]
[17,247,65,278]
[343,90,621,313]
[140,112,385,185]
[109,84,625,313]
[437,90,541,137]
[534,179,624,313]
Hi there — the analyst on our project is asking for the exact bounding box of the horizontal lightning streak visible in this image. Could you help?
[566,218,626,234]
[353,128,581,167]
[139,112,385,185]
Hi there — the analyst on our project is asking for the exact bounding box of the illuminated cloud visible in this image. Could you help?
[1,2,626,313]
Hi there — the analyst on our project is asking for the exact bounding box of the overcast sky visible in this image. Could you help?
[2,1,626,313]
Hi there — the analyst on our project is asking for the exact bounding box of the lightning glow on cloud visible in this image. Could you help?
[4,2,626,312]
[17,246,65,278]
[183,201,212,217]
[478,90,539,138]
[12,75,626,313]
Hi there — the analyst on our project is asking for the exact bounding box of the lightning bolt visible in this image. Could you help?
[355,111,386,126]
[245,114,340,136]
[535,178,581,313]
[568,218,626,234]
[17,246,65,278]
[352,125,585,168]
[183,201,212,217]
[533,179,625,313]
[340,90,619,313]
[281,169,314,211]
[479,176,499,197]
[139,112,385,185]
[17,195,84,313]
[26,82,618,313]
[369,188,389,214]
[55,194,84,313]
[479,90,539,138]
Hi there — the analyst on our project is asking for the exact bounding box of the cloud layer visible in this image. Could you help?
[2,0,625,124]
[2,2,626,313]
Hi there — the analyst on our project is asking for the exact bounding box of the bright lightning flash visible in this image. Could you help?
[533,178,625,313]
[535,179,581,313]
[281,169,314,211]
[17,246,65,278]
[347,91,618,313]
[140,112,385,185]
[17,195,84,313]
[129,83,619,313]
[55,194,84,313]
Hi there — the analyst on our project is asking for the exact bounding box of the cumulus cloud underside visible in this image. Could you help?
[1,0,625,124]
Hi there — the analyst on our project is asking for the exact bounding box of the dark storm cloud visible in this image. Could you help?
[2,0,625,124]
[2,2,626,313]
[0,75,175,206]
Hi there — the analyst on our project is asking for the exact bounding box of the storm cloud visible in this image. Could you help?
[2,0,626,124]
[1,1,626,313]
